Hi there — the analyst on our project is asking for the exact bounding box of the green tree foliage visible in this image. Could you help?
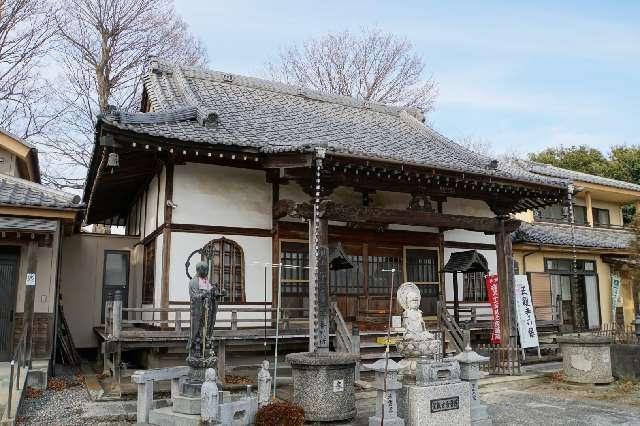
[529,145,640,224]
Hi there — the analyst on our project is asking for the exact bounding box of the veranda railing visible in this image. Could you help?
[3,328,29,421]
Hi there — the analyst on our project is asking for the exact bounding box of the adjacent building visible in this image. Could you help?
[0,130,81,362]
[513,162,639,332]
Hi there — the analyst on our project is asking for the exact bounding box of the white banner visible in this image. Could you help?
[514,275,539,349]
[611,274,621,322]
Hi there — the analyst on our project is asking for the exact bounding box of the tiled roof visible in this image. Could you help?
[513,222,635,250]
[0,217,57,232]
[443,250,489,273]
[520,161,640,192]
[0,173,81,209]
[98,59,567,189]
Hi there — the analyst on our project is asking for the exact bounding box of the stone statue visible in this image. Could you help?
[200,367,219,423]
[187,261,224,377]
[257,360,272,408]
[396,282,441,359]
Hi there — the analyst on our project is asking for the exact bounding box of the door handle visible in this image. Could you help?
[10,309,13,322]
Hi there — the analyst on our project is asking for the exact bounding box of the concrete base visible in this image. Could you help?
[400,382,471,426]
[286,352,358,422]
[471,404,492,425]
[148,406,203,426]
[369,416,405,425]
[26,368,48,391]
[172,395,200,415]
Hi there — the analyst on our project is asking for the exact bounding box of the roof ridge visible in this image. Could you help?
[147,58,425,122]
[0,172,79,202]
[522,160,640,191]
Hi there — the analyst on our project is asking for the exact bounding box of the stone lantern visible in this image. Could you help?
[363,358,405,426]
[453,334,491,426]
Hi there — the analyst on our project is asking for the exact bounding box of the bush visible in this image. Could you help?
[255,401,305,426]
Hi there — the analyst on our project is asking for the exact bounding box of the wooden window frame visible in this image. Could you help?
[462,271,488,302]
[208,237,245,303]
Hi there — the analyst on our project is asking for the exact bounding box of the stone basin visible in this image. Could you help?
[557,335,613,384]
[286,352,358,422]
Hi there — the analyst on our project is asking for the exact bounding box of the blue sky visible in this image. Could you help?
[175,0,639,156]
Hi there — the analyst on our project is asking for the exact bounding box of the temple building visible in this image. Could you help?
[41,58,637,375]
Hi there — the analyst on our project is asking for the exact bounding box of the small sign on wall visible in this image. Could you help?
[332,379,344,392]
[392,315,402,329]
[26,273,36,286]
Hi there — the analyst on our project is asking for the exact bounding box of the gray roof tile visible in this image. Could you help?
[0,217,57,232]
[99,59,567,189]
[513,222,635,249]
[0,174,80,209]
[520,161,640,192]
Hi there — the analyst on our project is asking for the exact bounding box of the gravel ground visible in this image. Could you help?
[16,365,133,426]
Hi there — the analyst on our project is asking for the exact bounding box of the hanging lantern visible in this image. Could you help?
[107,152,119,174]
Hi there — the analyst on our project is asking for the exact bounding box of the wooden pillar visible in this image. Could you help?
[495,218,513,346]
[271,181,280,326]
[23,241,37,367]
[585,191,594,227]
[310,216,330,353]
[453,273,460,323]
[160,161,174,323]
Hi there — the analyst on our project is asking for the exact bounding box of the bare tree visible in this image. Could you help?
[40,0,207,189]
[267,28,437,113]
[0,0,56,139]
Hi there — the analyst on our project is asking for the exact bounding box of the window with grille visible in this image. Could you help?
[463,272,487,302]
[142,241,155,304]
[209,238,245,303]
[405,249,439,283]
[367,255,401,296]
[280,242,309,298]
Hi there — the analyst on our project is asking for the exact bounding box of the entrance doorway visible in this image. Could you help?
[101,250,130,322]
[0,246,19,361]
[547,258,600,331]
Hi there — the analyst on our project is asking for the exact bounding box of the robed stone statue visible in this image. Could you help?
[187,261,224,378]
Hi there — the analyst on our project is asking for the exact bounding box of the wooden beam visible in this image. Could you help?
[275,199,521,234]
[262,153,313,169]
[23,241,37,367]
[585,191,594,227]
[0,207,77,221]
[160,162,174,323]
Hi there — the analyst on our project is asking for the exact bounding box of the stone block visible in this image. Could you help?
[26,368,48,390]
[218,396,258,426]
[611,343,640,380]
[172,395,200,415]
[400,381,471,426]
[148,406,201,426]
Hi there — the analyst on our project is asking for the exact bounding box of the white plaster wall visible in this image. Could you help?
[144,173,160,237]
[168,232,272,303]
[172,164,271,228]
[60,233,141,348]
[154,233,164,308]
[12,227,59,315]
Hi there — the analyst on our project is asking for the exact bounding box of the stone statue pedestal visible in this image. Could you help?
[187,355,217,382]
[286,352,358,422]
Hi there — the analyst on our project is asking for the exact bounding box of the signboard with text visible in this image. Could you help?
[514,275,539,349]
[485,274,500,344]
[611,274,621,322]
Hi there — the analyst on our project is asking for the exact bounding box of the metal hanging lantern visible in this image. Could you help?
[107,152,120,172]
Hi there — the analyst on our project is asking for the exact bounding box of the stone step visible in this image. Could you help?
[172,395,200,415]
[148,406,201,426]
